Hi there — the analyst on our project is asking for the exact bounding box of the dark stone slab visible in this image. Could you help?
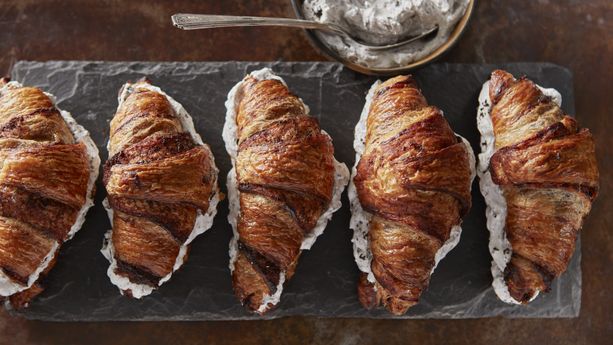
[9,61,580,320]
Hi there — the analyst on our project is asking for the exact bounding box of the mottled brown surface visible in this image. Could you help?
[0,76,91,310]
[486,70,599,303]
[354,75,472,315]
[0,0,611,344]
[105,80,216,291]
[233,75,335,314]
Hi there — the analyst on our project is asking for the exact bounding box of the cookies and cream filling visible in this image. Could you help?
[302,0,470,68]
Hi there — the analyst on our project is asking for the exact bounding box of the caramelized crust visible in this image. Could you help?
[491,129,598,192]
[104,80,216,292]
[112,211,180,284]
[237,116,334,201]
[108,197,197,243]
[8,248,59,309]
[487,70,599,302]
[354,76,472,315]
[0,216,56,284]
[232,249,275,311]
[0,79,90,308]
[106,146,212,210]
[231,76,335,314]
[0,185,78,241]
[0,84,74,144]
[0,143,89,208]
[109,88,183,157]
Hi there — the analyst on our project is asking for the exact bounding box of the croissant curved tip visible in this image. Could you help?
[489,69,516,104]
[357,273,379,310]
[387,299,416,316]
[379,74,418,90]
[136,76,151,84]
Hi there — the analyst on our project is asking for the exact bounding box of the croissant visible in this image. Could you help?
[349,75,474,315]
[0,78,99,308]
[223,68,349,314]
[101,79,219,298]
[477,70,599,304]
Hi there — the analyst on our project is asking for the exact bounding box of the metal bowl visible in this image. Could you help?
[291,0,475,75]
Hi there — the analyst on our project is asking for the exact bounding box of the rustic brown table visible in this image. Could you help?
[0,1,611,344]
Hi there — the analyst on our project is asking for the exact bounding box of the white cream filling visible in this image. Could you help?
[100,81,220,299]
[347,81,379,283]
[223,68,349,311]
[0,81,100,298]
[302,0,470,68]
[348,80,476,288]
[477,79,561,304]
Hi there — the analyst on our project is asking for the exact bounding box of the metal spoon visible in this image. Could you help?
[171,14,438,51]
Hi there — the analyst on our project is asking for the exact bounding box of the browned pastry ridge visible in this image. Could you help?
[354,76,473,315]
[103,80,216,294]
[0,78,91,308]
[231,76,336,314]
[486,70,599,303]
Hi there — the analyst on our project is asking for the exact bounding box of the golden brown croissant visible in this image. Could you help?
[0,78,99,308]
[102,79,219,298]
[477,70,599,304]
[349,75,474,315]
[224,68,348,314]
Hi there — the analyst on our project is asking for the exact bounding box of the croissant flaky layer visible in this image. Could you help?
[353,76,473,315]
[103,80,217,297]
[485,70,598,303]
[0,82,74,144]
[0,78,96,308]
[228,72,341,314]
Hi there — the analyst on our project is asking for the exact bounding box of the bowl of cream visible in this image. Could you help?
[292,0,474,75]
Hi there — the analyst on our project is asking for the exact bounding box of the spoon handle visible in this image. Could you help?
[172,14,340,34]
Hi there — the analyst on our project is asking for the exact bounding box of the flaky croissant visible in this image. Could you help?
[477,70,598,304]
[224,69,348,314]
[102,79,219,298]
[0,78,99,308]
[350,75,474,315]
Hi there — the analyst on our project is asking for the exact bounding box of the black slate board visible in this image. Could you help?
[9,61,580,320]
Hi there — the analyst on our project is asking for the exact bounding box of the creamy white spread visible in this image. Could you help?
[302,0,470,68]
[349,80,475,288]
[477,79,561,304]
[223,68,349,312]
[0,81,100,299]
[100,81,220,299]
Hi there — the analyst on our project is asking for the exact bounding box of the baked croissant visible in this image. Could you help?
[0,78,99,308]
[477,70,599,304]
[349,75,474,315]
[223,68,348,314]
[101,79,219,298]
